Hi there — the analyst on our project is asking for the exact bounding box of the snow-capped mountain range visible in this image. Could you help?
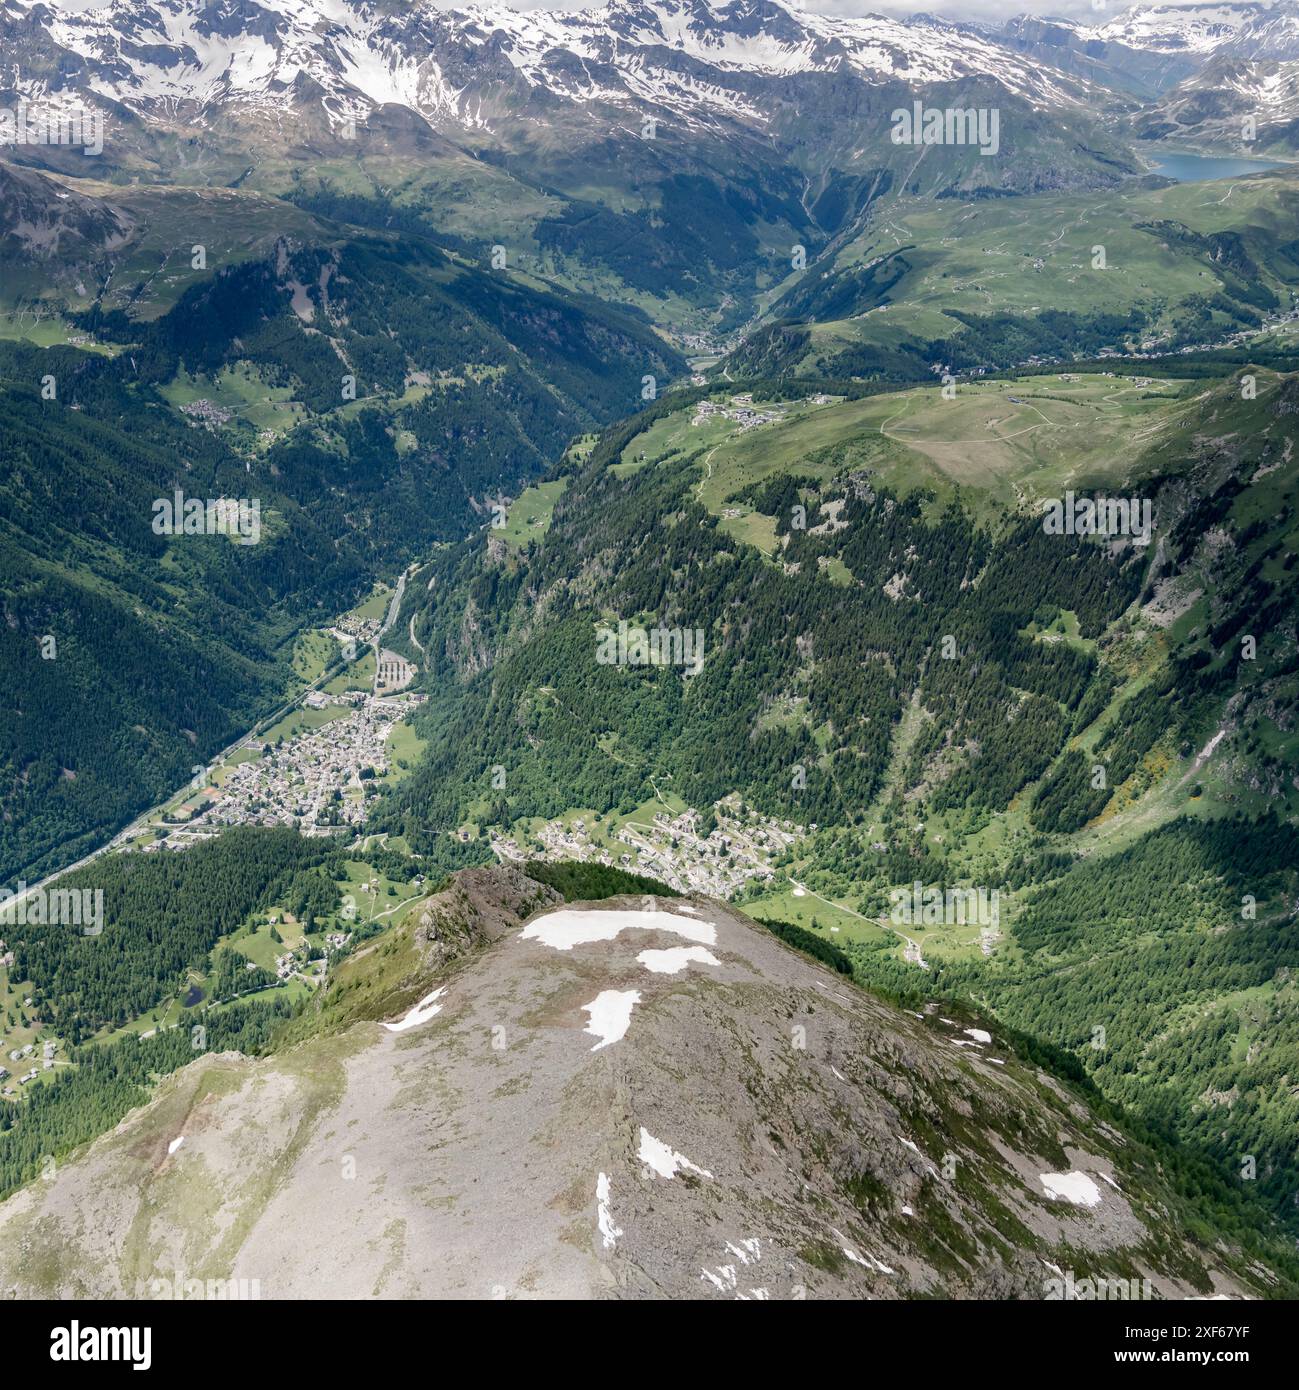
[1097,1,1299,143]
[1,1,1296,153]
[1,0,1110,132]
[1085,3,1270,55]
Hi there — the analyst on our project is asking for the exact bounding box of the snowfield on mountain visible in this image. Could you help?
[19,0,1108,125]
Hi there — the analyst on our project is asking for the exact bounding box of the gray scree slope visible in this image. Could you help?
[0,868,1258,1299]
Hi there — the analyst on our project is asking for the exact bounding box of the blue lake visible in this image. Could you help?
[1146,153,1290,183]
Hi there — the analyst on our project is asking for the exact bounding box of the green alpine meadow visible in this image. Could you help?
[0,0,1297,1336]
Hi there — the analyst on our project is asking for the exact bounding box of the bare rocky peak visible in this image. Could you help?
[0,864,1262,1300]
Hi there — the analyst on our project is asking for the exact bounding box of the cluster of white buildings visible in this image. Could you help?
[179,398,234,429]
[194,696,408,834]
[494,798,804,900]
[328,614,382,645]
[0,1038,52,1095]
[692,393,783,431]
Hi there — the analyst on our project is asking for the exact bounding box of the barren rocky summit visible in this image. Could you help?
[0,866,1263,1299]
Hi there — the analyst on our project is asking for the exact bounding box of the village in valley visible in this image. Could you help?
[193,691,420,836]
[491,794,806,898]
[0,582,437,1103]
[126,584,426,853]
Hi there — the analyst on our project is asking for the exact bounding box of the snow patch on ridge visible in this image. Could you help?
[596,1171,621,1248]
[522,907,717,952]
[636,945,720,974]
[383,986,447,1033]
[1039,1171,1103,1207]
[638,1126,713,1179]
[582,988,642,1050]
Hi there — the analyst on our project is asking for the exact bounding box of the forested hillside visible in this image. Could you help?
[382,465,1143,837]
[376,365,1299,1228]
[3,0,1299,1314]
[0,196,682,883]
[0,822,469,1197]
